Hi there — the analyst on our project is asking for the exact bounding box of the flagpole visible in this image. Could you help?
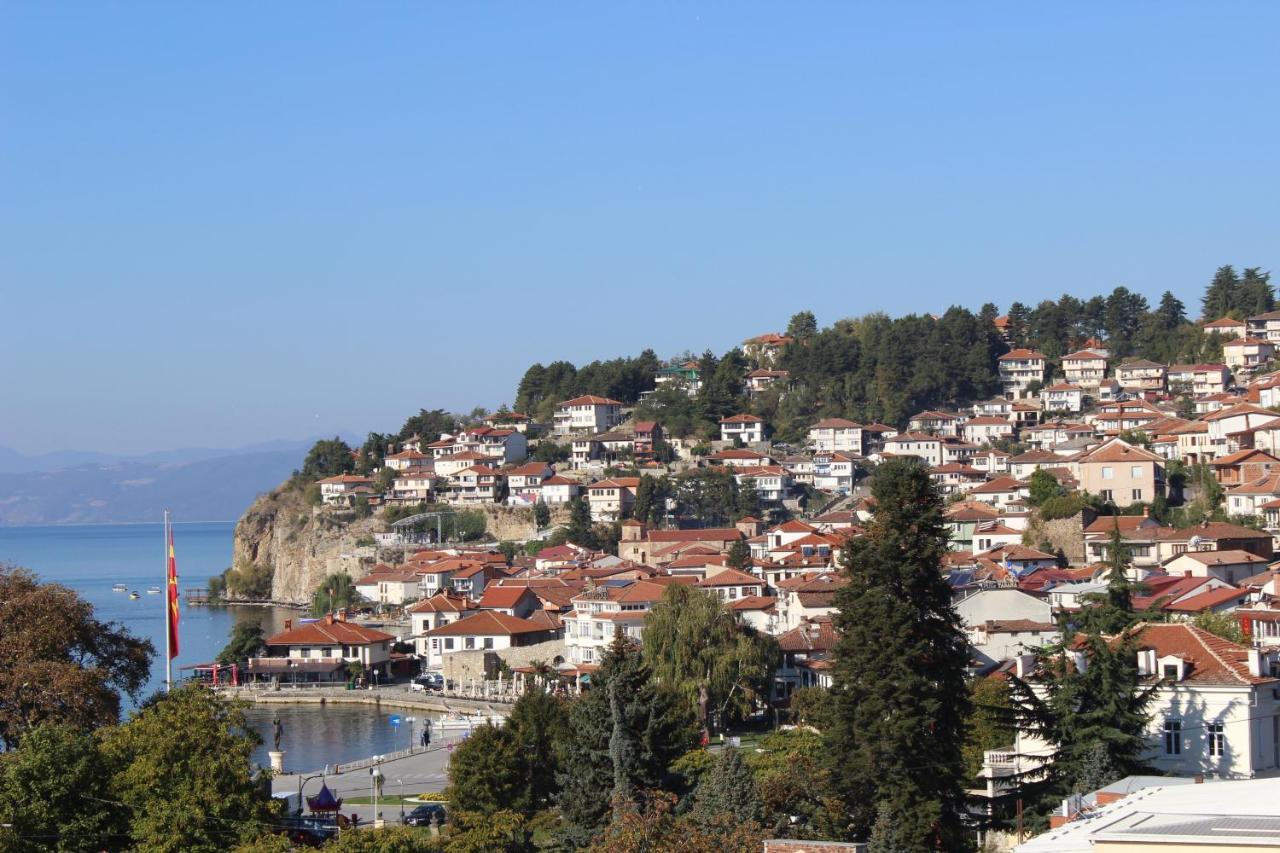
[165,510,172,693]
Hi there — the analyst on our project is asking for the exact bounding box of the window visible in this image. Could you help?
[464,637,476,650]
[322,647,333,658]
[1101,489,1113,502]
[1164,719,1182,755]
[1102,466,1114,480]
[1132,489,1143,501]
[1131,466,1143,479]
[300,647,311,658]
[444,638,454,650]
[1208,722,1225,757]
[483,638,494,649]
[1162,664,1179,680]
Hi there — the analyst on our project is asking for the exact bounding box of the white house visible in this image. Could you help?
[998,349,1048,399]
[963,416,1016,445]
[407,591,478,656]
[1224,337,1275,372]
[553,395,624,436]
[317,474,374,507]
[1041,383,1084,414]
[354,569,422,605]
[807,418,865,455]
[419,610,560,670]
[253,613,395,683]
[539,475,581,505]
[720,414,766,445]
[562,580,667,665]
[812,452,857,493]
[1061,350,1108,394]
[986,624,1280,792]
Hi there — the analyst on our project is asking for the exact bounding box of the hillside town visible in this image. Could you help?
[228,290,1280,850]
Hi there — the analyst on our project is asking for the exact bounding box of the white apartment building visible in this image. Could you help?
[553,395,625,436]
[807,418,865,455]
[998,349,1047,399]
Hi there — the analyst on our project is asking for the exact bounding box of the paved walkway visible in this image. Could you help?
[272,733,467,826]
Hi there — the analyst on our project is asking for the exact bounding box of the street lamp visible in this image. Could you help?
[398,778,405,823]
[370,761,382,826]
[297,772,327,816]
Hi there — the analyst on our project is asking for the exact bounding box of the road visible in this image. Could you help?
[272,733,466,826]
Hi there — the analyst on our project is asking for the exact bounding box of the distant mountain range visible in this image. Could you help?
[0,438,350,526]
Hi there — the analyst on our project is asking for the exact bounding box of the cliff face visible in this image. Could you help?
[232,484,545,605]
[232,486,382,605]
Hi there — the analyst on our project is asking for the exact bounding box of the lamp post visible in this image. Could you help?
[370,761,383,828]
[398,778,405,823]
[297,772,327,817]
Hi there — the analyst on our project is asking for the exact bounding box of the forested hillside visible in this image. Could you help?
[510,266,1271,443]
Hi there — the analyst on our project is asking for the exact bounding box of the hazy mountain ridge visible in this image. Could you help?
[0,451,303,526]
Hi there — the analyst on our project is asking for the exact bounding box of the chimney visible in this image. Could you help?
[337,608,348,622]
[1015,653,1036,678]
[1247,647,1264,678]
[1142,505,1149,518]
[1195,774,1205,784]
[284,619,292,631]
[324,612,335,625]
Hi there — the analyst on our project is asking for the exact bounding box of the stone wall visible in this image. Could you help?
[1022,507,1096,566]
[438,638,567,684]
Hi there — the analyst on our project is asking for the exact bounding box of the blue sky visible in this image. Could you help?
[3,4,1279,454]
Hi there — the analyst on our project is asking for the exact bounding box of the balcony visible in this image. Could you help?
[982,748,1020,778]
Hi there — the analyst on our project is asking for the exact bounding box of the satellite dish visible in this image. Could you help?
[1189,535,1203,548]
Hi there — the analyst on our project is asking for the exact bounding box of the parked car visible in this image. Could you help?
[404,802,448,827]
[411,673,445,692]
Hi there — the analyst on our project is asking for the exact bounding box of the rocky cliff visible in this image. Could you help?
[232,483,545,605]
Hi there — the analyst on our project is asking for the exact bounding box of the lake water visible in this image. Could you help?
[0,522,425,771]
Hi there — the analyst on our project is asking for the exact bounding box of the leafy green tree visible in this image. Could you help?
[825,458,971,849]
[217,620,264,665]
[0,565,154,749]
[311,572,360,616]
[555,632,697,846]
[446,723,525,815]
[505,688,569,814]
[788,686,834,729]
[1027,469,1066,506]
[786,310,818,341]
[642,585,780,730]
[533,500,551,529]
[100,686,275,852]
[962,676,1016,780]
[725,538,751,570]
[397,409,459,443]
[301,437,354,480]
[1193,610,1246,644]
[691,748,763,827]
[0,722,122,851]
[532,441,571,464]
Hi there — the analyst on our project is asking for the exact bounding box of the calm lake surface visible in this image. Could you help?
[0,522,422,771]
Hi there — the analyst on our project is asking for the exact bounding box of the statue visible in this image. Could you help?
[272,717,284,752]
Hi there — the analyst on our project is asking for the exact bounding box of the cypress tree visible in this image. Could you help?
[824,458,971,849]
[1239,267,1275,316]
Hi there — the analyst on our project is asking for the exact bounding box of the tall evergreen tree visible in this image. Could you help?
[1202,265,1241,320]
[824,458,971,848]
[785,310,818,341]
[1074,528,1139,635]
[555,632,696,846]
[1239,267,1275,316]
[1007,630,1157,821]
[564,496,597,549]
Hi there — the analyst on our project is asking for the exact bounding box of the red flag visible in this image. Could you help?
[167,524,180,659]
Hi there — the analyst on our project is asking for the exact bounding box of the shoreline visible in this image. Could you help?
[221,688,510,717]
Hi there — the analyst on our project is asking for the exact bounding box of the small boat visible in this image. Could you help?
[128,591,141,600]
[112,584,128,593]
[147,586,162,595]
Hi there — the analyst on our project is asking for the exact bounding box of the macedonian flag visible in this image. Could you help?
[167,522,180,659]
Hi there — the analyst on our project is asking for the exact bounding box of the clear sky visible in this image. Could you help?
[3,4,1279,455]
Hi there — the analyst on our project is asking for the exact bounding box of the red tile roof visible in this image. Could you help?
[423,611,556,637]
[266,618,395,646]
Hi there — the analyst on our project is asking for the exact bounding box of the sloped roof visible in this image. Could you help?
[423,610,554,637]
[266,618,395,647]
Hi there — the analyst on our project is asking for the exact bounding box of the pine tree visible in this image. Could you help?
[1007,631,1156,819]
[824,458,971,849]
[1239,267,1275,316]
[691,748,763,827]
[786,310,818,341]
[725,538,751,570]
[1074,527,1138,634]
[1202,265,1241,320]
[867,800,913,853]
[555,632,697,846]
